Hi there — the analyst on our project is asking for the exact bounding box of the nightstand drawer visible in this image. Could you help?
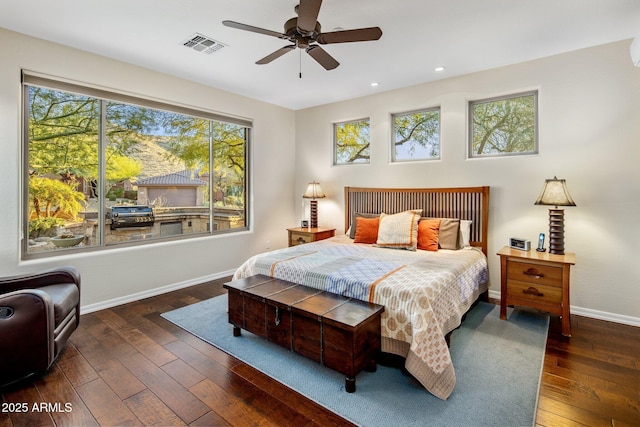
[507,279,562,306]
[498,246,575,337]
[290,232,312,246]
[506,260,562,287]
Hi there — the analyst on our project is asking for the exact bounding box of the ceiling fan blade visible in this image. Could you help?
[317,27,383,44]
[222,20,286,39]
[256,45,296,64]
[296,0,322,35]
[306,45,339,70]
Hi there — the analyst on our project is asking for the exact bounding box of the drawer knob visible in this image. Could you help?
[523,287,544,297]
[523,268,544,279]
[296,237,305,243]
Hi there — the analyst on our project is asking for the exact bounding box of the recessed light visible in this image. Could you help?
[434,66,446,72]
[370,82,379,87]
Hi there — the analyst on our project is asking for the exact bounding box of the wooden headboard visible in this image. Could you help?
[344,186,490,255]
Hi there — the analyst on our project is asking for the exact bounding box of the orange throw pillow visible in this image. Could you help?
[354,217,380,244]
[417,219,440,251]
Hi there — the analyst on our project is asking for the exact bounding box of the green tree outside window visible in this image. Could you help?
[393,108,440,161]
[470,91,537,157]
[334,119,370,164]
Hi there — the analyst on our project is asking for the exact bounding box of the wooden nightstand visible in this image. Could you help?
[287,227,335,247]
[497,246,576,337]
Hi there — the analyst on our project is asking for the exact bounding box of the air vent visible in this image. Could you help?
[183,33,226,54]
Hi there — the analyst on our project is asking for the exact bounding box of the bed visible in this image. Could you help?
[233,186,490,400]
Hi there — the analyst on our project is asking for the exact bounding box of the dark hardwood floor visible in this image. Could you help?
[536,315,640,427]
[1,277,638,426]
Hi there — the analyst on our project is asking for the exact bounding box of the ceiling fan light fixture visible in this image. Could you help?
[297,38,311,49]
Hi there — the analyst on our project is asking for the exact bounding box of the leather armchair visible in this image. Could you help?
[0,267,80,386]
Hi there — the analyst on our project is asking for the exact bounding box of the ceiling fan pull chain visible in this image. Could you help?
[299,49,303,78]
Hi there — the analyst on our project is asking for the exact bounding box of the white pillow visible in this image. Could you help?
[459,219,472,248]
[375,210,421,251]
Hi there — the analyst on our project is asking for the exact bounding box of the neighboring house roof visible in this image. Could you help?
[134,170,207,187]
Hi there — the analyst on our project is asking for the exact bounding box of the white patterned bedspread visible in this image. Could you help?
[233,235,488,400]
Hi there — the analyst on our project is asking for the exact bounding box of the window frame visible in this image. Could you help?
[468,90,538,158]
[21,72,251,259]
[333,118,371,165]
[391,106,441,163]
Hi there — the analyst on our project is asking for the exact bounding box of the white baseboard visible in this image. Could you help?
[488,290,640,328]
[488,289,501,301]
[82,278,640,329]
[80,269,236,314]
[571,306,640,328]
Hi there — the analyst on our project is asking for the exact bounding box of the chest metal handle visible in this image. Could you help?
[274,306,281,326]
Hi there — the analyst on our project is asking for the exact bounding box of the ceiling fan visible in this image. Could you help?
[222,0,382,71]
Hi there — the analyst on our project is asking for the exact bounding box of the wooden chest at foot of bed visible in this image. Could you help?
[223,274,384,392]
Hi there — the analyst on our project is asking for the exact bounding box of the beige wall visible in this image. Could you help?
[0,28,297,309]
[2,27,639,325]
[295,40,640,325]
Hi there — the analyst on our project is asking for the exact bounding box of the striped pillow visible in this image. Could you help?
[375,210,421,251]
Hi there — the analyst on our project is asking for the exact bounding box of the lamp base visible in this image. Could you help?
[548,208,565,255]
[309,200,318,228]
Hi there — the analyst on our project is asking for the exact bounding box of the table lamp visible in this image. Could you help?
[534,176,576,255]
[302,181,325,228]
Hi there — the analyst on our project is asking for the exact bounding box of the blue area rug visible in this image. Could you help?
[162,294,548,427]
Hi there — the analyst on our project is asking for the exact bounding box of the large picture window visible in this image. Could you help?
[469,91,538,158]
[334,118,370,165]
[23,74,250,257]
[392,107,440,162]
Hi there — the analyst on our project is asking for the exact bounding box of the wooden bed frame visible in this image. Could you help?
[344,186,490,256]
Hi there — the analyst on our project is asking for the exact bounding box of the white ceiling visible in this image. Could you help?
[1,0,638,110]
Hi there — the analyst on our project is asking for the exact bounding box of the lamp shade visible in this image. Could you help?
[302,181,325,199]
[534,177,576,207]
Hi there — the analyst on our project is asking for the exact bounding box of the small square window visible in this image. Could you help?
[469,91,538,158]
[334,118,370,165]
[392,107,440,162]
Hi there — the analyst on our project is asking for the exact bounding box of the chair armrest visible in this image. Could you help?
[0,290,55,382]
[0,267,80,295]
